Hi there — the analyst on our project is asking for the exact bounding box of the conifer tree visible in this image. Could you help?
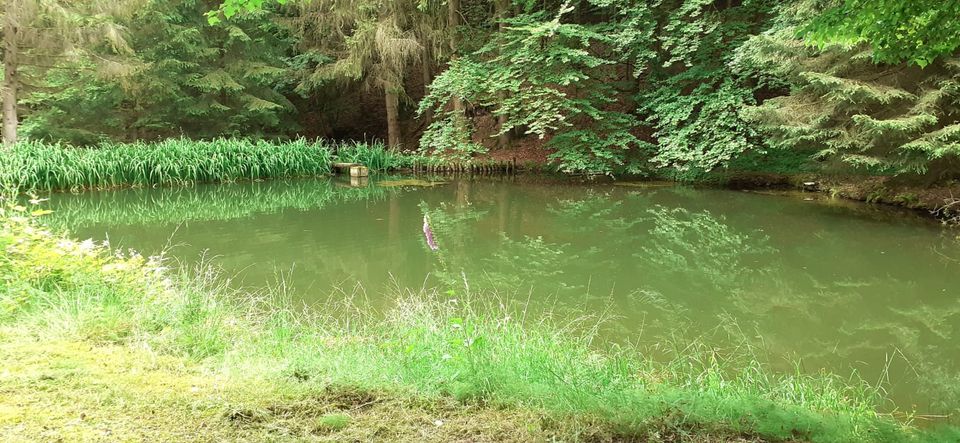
[1,0,134,146]
[737,0,960,180]
[288,0,448,148]
[23,0,295,142]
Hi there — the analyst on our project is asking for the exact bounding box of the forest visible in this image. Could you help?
[2,1,960,442]
[2,0,957,180]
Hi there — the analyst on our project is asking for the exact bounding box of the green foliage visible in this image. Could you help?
[418,0,781,175]
[13,0,960,181]
[333,140,415,171]
[641,76,761,171]
[636,1,778,172]
[207,0,287,24]
[736,0,960,179]
[803,0,960,67]
[417,113,487,162]
[23,0,297,143]
[0,139,334,191]
[420,5,644,174]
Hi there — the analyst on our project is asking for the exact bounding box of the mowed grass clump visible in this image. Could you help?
[0,138,334,191]
[2,205,957,442]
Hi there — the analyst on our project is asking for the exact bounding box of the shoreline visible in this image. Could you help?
[2,202,953,442]
[716,173,960,224]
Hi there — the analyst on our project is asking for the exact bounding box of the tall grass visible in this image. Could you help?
[1,138,335,191]
[0,138,421,192]
[1,206,956,442]
[332,139,418,171]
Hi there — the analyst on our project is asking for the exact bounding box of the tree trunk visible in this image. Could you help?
[448,0,464,113]
[2,10,19,147]
[496,94,509,148]
[385,85,401,148]
[447,0,460,54]
[496,0,510,149]
[420,47,434,124]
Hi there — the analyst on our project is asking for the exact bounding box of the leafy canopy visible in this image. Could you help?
[803,0,960,67]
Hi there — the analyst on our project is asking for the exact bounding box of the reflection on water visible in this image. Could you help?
[43,176,960,419]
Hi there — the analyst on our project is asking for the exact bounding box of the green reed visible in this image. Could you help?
[0,138,335,192]
[332,140,418,171]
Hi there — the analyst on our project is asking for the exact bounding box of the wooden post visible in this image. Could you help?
[350,166,369,177]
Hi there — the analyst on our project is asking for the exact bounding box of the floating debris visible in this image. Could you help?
[613,181,677,188]
[379,179,447,187]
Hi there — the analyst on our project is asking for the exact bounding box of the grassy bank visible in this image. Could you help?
[1,205,956,442]
[0,139,418,192]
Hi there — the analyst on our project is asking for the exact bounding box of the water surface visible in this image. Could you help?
[43,176,960,420]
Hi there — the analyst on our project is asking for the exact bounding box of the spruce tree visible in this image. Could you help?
[1,0,133,146]
[23,0,296,142]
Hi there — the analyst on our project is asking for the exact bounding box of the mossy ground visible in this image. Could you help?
[5,329,742,442]
[0,329,557,442]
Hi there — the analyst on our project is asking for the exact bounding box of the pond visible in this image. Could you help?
[42,176,960,421]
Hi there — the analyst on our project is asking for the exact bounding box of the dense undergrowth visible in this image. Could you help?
[0,139,416,192]
[1,202,956,442]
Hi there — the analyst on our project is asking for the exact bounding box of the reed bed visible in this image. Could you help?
[1,139,335,191]
[0,138,526,194]
[332,140,418,171]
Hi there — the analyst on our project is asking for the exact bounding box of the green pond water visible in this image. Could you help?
[43,176,960,420]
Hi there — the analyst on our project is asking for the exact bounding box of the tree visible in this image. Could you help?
[419,4,645,172]
[803,0,960,67]
[213,0,448,148]
[132,0,295,139]
[1,0,133,146]
[630,0,777,173]
[19,0,296,143]
[293,0,452,148]
[737,0,960,180]
[494,0,510,148]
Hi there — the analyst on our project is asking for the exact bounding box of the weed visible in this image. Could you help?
[315,413,351,432]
